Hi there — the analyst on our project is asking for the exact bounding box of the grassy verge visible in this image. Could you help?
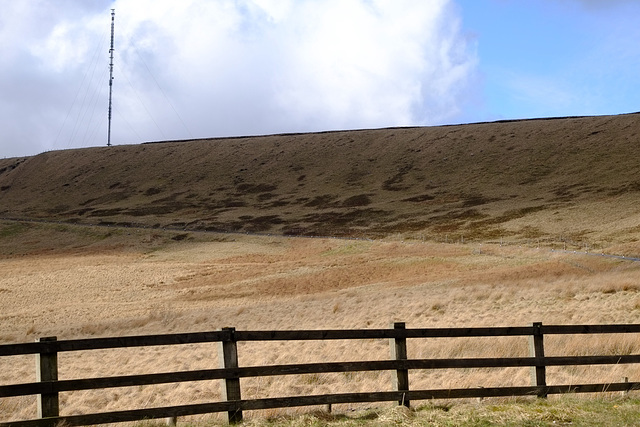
[139,396,640,426]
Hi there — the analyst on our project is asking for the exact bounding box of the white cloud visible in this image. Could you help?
[0,0,478,158]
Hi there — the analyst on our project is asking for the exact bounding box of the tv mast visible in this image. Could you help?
[107,9,115,147]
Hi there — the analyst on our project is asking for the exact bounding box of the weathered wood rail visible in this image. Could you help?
[2,322,640,426]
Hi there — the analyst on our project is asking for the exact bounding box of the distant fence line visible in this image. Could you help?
[2,322,640,426]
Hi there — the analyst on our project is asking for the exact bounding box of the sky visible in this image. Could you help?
[0,0,638,158]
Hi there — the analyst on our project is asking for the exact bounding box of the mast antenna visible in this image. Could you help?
[107,9,115,147]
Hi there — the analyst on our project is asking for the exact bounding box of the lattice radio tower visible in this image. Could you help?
[107,9,115,147]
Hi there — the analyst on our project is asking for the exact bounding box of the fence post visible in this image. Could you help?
[622,377,630,397]
[390,322,410,408]
[529,322,547,398]
[218,327,242,423]
[36,337,59,420]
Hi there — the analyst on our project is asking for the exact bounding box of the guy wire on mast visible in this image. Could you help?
[107,9,115,147]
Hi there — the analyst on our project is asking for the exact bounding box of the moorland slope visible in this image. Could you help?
[2,113,640,247]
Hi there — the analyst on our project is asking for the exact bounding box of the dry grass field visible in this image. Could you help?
[2,113,640,424]
[2,221,640,424]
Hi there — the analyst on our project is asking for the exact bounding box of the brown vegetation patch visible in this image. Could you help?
[257,193,276,201]
[402,194,435,203]
[303,209,390,228]
[261,199,290,209]
[236,183,279,194]
[83,191,132,206]
[436,209,487,222]
[608,180,640,196]
[47,204,70,214]
[379,219,431,234]
[245,215,285,232]
[341,194,372,207]
[382,165,413,191]
[480,206,548,225]
[143,187,163,196]
[219,198,247,208]
[87,208,125,217]
[461,194,496,208]
[304,195,338,208]
[0,160,22,175]
[154,192,187,203]
[170,233,190,241]
[126,205,182,216]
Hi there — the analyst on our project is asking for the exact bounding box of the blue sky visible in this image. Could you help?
[0,0,638,158]
[458,0,640,122]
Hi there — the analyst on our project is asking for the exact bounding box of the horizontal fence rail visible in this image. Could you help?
[5,324,640,356]
[5,355,640,399]
[2,322,640,426]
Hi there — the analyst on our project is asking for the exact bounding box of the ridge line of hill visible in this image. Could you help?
[1,113,640,250]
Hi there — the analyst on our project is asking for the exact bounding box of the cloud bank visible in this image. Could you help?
[0,0,478,158]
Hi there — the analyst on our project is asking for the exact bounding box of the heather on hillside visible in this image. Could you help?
[2,113,640,246]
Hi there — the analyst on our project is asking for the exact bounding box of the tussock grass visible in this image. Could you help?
[2,224,640,423]
[124,396,640,426]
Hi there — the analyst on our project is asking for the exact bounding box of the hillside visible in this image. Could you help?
[2,113,640,248]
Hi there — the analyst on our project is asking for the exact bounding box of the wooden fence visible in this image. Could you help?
[2,322,640,426]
